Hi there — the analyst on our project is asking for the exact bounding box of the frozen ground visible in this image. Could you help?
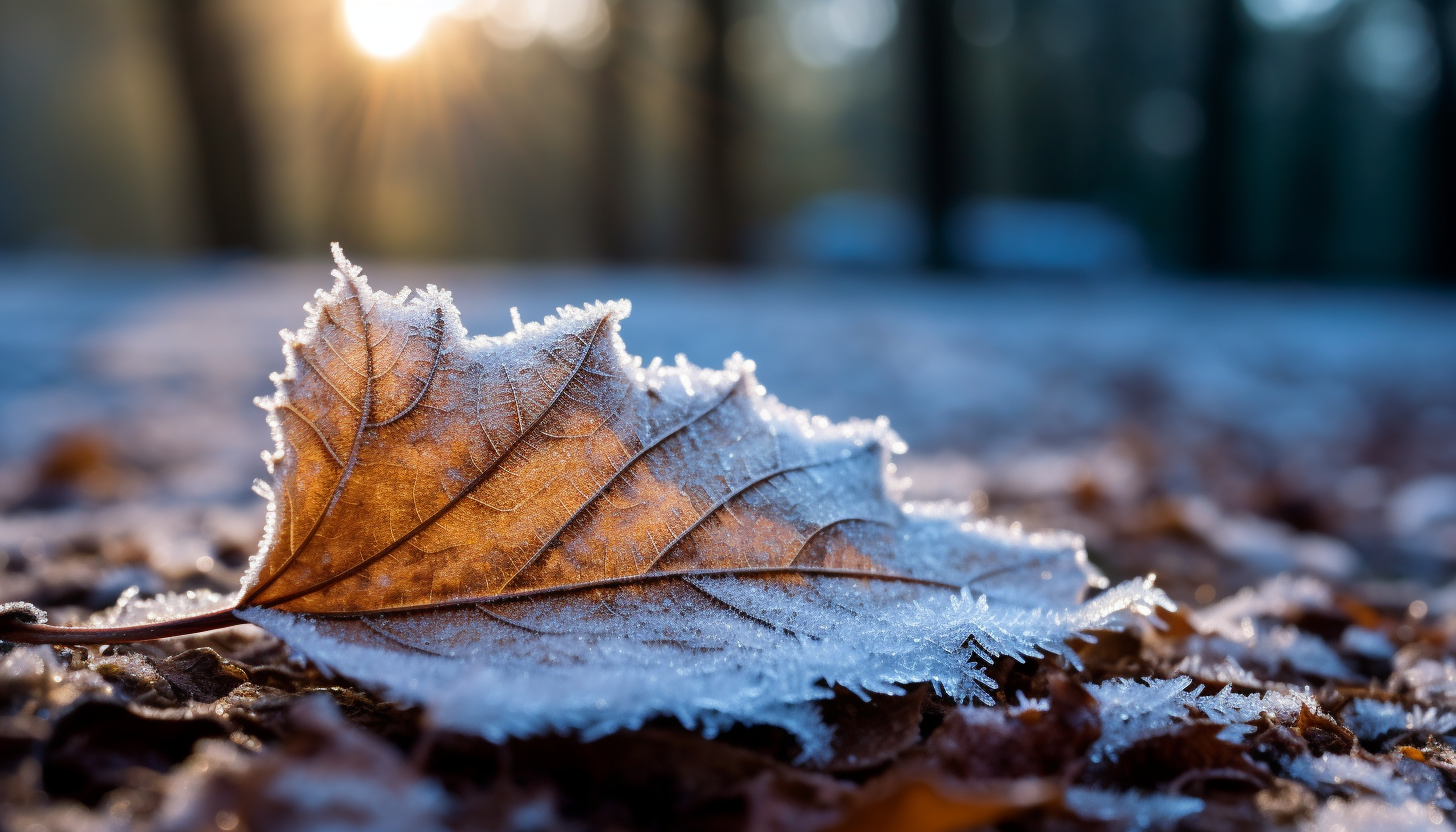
[3,260,1455,483]
[2,258,1454,595]
[5,257,1456,831]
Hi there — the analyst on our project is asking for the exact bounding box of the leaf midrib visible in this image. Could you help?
[295,563,958,618]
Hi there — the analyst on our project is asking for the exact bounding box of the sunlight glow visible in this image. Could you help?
[345,0,610,57]
[345,0,449,59]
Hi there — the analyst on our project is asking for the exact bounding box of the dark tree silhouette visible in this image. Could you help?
[909,0,959,270]
[590,0,632,262]
[1421,0,1456,279]
[692,0,740,263]
[1195,0,1241,273]
[159,0,264,252]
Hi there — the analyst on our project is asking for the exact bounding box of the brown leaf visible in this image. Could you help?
[826,776,1060,832]
[154,648,249,703]
[241,247,933,615]
[915,674,1100,780]
[1101,723,1270,793]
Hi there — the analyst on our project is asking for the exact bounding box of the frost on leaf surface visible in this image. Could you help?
[230,246,1171,754]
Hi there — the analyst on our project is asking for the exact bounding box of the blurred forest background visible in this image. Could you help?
[0,0,1452,276]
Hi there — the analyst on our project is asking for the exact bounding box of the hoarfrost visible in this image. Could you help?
[1187,575,1354,680]
[1399,659,1456,705]
[221,249,1175,755]
[1193,575,1334,639]
[245,576,1171,760]
[86,586,237,629]
[1063,786,1204,830]
[1344,699,1456,743]
[1085,676,1319,761]
[1303,798,1454,832]
[1287,753,1454,811]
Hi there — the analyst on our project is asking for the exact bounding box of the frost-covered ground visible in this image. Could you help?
[3,259,1455,596]
[3,258,1456,831]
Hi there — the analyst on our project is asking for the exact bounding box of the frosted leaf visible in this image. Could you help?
[10,244,1158,755]
[1183,622,1354,681]
[1193,574,1334,640]
[1302,798,1454,832]
[1397,659,1456,705]
[1286,753,1453,811]
[1171,655,1264,688]
[1341,626,1397,660]
[1085,677,1199,763]
[1344,699,1456,744]
[1085,676,1320,761]
[0,248,1178,755]
[1062,786,1204,831]
[245,576,1170,759]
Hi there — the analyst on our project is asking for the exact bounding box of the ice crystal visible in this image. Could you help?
[1303,798,1454,832]
[1193,574,1334,640]
[1399,659,1456,705]
[246,577,1170,760]
[1344,699,1456,743]
[1185,577,1353,681]
[1085,676,1319,761]
[1063,786,1204,831]
[1287,752,1453,811]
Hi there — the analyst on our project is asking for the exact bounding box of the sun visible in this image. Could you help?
[344,0,448,59]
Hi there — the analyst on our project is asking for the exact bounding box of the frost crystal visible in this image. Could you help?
[1399,659,1456,705]
[247,576,1171,759]
[1287,753,1454,811]
[1185,576,1353,681]
[1063,786,1204,831]
[1303,798,1454,832]
[1343,699,1456,743]
[1085,676,1319,761]
[218,256,1177,755]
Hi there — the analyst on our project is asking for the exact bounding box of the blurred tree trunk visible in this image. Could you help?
[692,0,739,263]
[1195,0,1240,273]
[591,0,632,262]
[159,0,263,252]
[1422,0,1456,279]
[909,0,958,270]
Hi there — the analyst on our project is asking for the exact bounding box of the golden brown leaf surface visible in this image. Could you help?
[240,247,934,617]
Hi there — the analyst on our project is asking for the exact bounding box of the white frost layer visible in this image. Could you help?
[1302,798,1454,832]
[1289,753,1455,812]
[1063,787,1203,831]
[1085,676,1319,762]
[86,587,238,628]
[243,577,1171,760]
[1344,699,1456,743]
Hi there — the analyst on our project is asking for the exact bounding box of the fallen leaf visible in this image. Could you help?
[2,246,1174,755]
[827,776,1060,832]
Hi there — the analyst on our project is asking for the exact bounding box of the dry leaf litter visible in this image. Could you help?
[2,255,1456,831]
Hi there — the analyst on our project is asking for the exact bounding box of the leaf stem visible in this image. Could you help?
[0,606,243,645]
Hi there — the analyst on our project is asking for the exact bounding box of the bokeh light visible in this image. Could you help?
[1343,0,1439,111]
[782,0,899,68]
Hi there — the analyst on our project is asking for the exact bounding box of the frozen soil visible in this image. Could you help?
[3,261,1456,830]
